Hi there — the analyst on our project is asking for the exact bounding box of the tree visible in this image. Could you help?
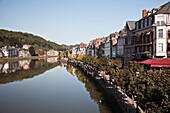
[17,43,23,48]
[29,46,35,56]
[59,53,63,58]
[0,29,67,51]
[77,54,85,61]
[68,54,73,60]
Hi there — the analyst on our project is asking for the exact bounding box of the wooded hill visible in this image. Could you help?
[0,29,67,51]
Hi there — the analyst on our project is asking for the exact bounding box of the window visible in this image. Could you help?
[128,38,131,45]
[145,19,147,27]
[149,46,152,53]
[127,49,130,54]
[137,36,139,44]
[132,48,134,54]
[158,43,163,52]
[136,22,139,30]
[149,35,151,42]
[157,21,164,26]
[141,20,143,28]
[137,47,139,53]
[157,16,164,26]
[158,29,163,38]
[145,36,148,43]
[149,17,152,25]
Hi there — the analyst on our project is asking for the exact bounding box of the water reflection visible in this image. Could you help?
[46,57,58,63]
[0,58,59,84]
[0,59,115,113]
[66,65,114,113]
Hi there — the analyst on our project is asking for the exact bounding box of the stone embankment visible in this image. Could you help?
[69,60,145,113]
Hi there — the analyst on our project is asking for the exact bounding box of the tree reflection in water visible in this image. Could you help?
[66,65,114,113]
[0,59,60,84]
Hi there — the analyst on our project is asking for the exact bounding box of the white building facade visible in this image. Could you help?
[135,3,170,58]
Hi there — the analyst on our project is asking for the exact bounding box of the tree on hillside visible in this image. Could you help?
[29,47,35,56]
[0,29,67,51]
[17,43,23,48]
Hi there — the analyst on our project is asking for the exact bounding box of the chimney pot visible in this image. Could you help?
[142,9,147,18]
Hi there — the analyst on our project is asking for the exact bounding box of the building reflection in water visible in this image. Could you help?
[47,57,58,63]
[1,60,31,73]
[2,61,19,73]
[0,59,59,84]
[0,57,59,74]
[66,65,114,113]
[19,60,31,70]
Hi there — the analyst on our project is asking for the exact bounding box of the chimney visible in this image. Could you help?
[142,9,147,18]
[115,32,119,38]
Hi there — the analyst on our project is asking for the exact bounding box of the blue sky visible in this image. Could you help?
[0,0,169,45]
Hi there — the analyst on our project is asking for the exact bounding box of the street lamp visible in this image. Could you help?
[136,71,139,113]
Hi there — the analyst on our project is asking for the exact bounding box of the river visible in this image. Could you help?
[0,58,117,113]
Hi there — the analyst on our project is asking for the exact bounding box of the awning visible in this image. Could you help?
[138,59,170,68]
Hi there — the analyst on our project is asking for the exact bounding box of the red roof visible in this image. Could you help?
[138,59,170,68]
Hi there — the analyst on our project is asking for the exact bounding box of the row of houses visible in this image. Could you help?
[67,42,86,57]
[0,46,31,58]
[86,2,170,68]
[0,45,60,58]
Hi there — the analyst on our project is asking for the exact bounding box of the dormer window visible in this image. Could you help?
[141,20,143,28]
[136,22,139,30]
[149,17,152,26]
[145,19,147,27]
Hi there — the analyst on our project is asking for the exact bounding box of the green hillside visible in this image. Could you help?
[0,29,67,51]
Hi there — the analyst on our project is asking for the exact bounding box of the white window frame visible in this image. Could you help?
[157,16,164,26]
[158,29,163,38]
[158,43,163,52]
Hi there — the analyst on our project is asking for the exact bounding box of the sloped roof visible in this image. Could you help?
[126,21,136,30]
[80,42,86,47]
[155,1,170,14]
[136,1,170,22]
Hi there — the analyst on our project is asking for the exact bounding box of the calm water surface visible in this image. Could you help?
[0,58,114,113]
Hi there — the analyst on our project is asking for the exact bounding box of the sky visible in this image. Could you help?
[0,0,169,45]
